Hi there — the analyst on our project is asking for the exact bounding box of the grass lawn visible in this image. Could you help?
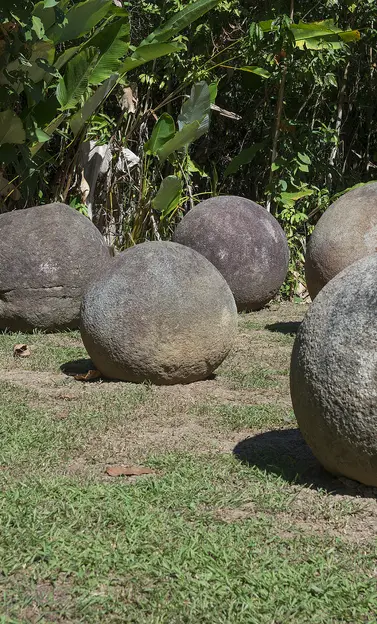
[1,302,377,623]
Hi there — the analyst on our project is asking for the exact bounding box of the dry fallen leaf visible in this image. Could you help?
[54,410,69,420]
[74,369,102,382]
[105,465,155,477]
[13,344,31,358]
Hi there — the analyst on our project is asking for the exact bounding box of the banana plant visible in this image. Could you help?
[0,0,220,154]
[258,18,360,49]
[147,81,213,222]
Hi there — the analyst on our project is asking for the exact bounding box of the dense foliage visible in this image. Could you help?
[1,0,376,296]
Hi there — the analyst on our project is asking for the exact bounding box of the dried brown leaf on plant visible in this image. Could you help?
[105,465,155,477]
[74,369,102,382]
[13,344,31,358]
[121,86,137,113]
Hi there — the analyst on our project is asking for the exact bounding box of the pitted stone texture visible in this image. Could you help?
[305,182,377,300]
[291,254,377,486]
[172,196,289,311]
[0,203,112,332]
[80,241,238,385]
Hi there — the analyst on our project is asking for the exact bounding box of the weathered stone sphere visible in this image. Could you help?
[291,254,377,486]
[305,182,377,300]
[0,203,112,332]
[172,196,289,311]
[80,241,238,385]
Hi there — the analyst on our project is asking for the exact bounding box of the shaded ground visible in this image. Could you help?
[0,302,376,623]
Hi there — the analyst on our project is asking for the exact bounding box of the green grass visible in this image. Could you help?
[1,459,376,623]
[0,382,149,475]
[0,330,87,372]
[219,367,280,390]
[197,403,295,430]
[0,304,376,623]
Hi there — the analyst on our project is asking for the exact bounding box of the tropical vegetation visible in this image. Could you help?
[0,0,376,295]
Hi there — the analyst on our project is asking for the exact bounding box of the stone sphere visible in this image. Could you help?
[0,203,112,332]
[80,241,238,385]
[291,254,377,486]
[305,182,377,300]
[172,196,289,311]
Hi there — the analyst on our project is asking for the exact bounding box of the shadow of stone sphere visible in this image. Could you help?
[265,321,301,335]
[60,359,217,384]
[233,428,377,499]
[60,358,94,376]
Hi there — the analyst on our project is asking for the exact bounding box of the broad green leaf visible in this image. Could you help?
[145,113,175,155]
[281,189,314,204]
[209,81,218,104]
[0,110,26,145]
[30,113,64,156]
[339,29,360,43]
[35,127,51,142]
[84,19,130,85]
[56,47,99,110]
[187,156,208,178]
[237,66,270,79]
[32,94,60,127]
[48,0,113,43]
[27,40,55,83]
[249,22,264,41]
[152,175,182,218]
[54,46,80,71]
[44,0,58,6]
[297,152,311,165]
[70,73,118,136]
[325,73,338,88]
[157,120,201,162]
[33,1,56,31]
[178,81,211,140]
[32,15,45,39]
[121,42,184,74]
[0,40,55,87]
[141,0,220,45]
[291,20,357,50]
[295,36,343,51]
[224,142,265,177]
[292,20,341,37]
[259,20,273,32]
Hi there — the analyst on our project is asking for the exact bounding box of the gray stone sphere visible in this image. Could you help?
[172,196,289,311]
[291,254,377,486]
[0,203,112,332]
[305,182,377,300]
[80,241,238,385]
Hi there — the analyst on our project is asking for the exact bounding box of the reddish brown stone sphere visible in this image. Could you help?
[173,196,289,311]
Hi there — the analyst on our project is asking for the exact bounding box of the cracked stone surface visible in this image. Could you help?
[0,203,112,331]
